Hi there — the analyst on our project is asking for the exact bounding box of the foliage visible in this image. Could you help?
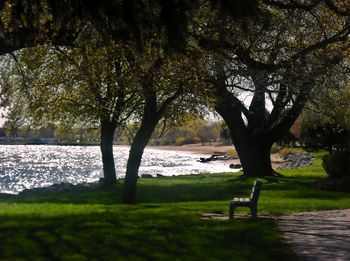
[152,116,221,145]
[0,0,263,57]
[226,148,237,157]
[192,136,201,143]
[220,121,231,142]
[301,120,350,152]
[270,144,281,154]
[1,45,141,129]
[278,148,299,158]
[175,136,186,146]
[322,151,350,178]
[300,77,350,152]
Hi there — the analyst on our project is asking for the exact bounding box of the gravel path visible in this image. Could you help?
[277,209,350,261]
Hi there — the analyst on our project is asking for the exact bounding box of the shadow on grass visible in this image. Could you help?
[260,175,349,200]
[0,210,298,260]
[1,172,347,205]
[0,173,246,205]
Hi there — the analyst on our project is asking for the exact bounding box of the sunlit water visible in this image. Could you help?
[0,145,238,194]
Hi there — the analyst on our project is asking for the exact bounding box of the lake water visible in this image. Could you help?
[0,145,238,194]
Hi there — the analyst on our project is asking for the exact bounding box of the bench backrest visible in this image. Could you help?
[249,181,262,203]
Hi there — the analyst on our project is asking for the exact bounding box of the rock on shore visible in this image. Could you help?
[278,152,314,169]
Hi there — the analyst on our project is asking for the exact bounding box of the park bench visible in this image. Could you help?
[229,180,262,219]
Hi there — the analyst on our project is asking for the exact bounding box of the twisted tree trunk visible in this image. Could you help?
[122,118,156,204]
[100,118,117,188]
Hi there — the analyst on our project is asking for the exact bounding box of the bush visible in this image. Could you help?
[175,136,186,146]
[226,149,237,157]
[270,144,281,154]
[322,151,350,179]
[278,148,297,158]
[301,122,349,152]
[192,136,201,144]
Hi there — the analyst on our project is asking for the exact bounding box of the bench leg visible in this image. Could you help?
[250,205,257,219]
[229,203,237,219]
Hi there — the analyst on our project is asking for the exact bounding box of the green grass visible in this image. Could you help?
[0,152,349,260]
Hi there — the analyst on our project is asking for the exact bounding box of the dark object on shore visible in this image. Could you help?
[229,163,242,169]
[141,174,153,178]
[20,182,93,194]
[198,154,234,163]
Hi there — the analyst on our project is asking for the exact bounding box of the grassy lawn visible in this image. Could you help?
[1,153,349,260]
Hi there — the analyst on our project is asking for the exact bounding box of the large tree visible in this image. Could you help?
[195,2,350,176]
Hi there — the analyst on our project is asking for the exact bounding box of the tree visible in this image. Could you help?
[196,2,350,176]
[1,44,140,187]
[122,48,205,203]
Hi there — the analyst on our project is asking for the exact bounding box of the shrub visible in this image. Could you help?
[278,148,296,158]
[192,136,201,144]
[175,136,186,146]
[270,144,281,154]
[226,149,237,157]
[322,151,350,179]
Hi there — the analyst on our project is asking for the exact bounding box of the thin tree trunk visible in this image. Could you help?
[122,122,155,204]
[100,118,117,188]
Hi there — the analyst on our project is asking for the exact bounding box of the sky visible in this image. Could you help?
[0,117,5,127]
[0,108,6,127]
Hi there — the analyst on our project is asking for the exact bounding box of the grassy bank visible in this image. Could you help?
[1,153,349,260]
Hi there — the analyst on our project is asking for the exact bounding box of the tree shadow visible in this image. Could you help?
[0,184,122,205]
[1,173,348,205]
[0,210,298,260]
[0,174,250,204]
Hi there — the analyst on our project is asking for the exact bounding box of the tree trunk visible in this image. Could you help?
[215,98,275,177]
[235,140,274,177]
[100,119,117,188]
[122,122,155,204]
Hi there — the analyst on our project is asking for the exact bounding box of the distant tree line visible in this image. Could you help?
[0,117,230,146]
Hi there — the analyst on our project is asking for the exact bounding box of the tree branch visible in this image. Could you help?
[324,0,350,16]
[263,0,321,11]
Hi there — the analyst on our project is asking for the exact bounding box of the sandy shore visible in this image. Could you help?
[146,143,283,168]
[147,143,235,155]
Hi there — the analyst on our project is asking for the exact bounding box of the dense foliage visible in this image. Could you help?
[322,151,350,178]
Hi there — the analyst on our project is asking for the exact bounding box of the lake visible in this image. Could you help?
[0,145,238,194]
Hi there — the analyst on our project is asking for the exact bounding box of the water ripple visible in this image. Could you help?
[0,145,238,194]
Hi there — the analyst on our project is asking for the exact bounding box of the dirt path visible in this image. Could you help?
[276,209,350,261]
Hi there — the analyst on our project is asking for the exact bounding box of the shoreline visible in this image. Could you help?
[146,143,235,155]
[146,143,283,168]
